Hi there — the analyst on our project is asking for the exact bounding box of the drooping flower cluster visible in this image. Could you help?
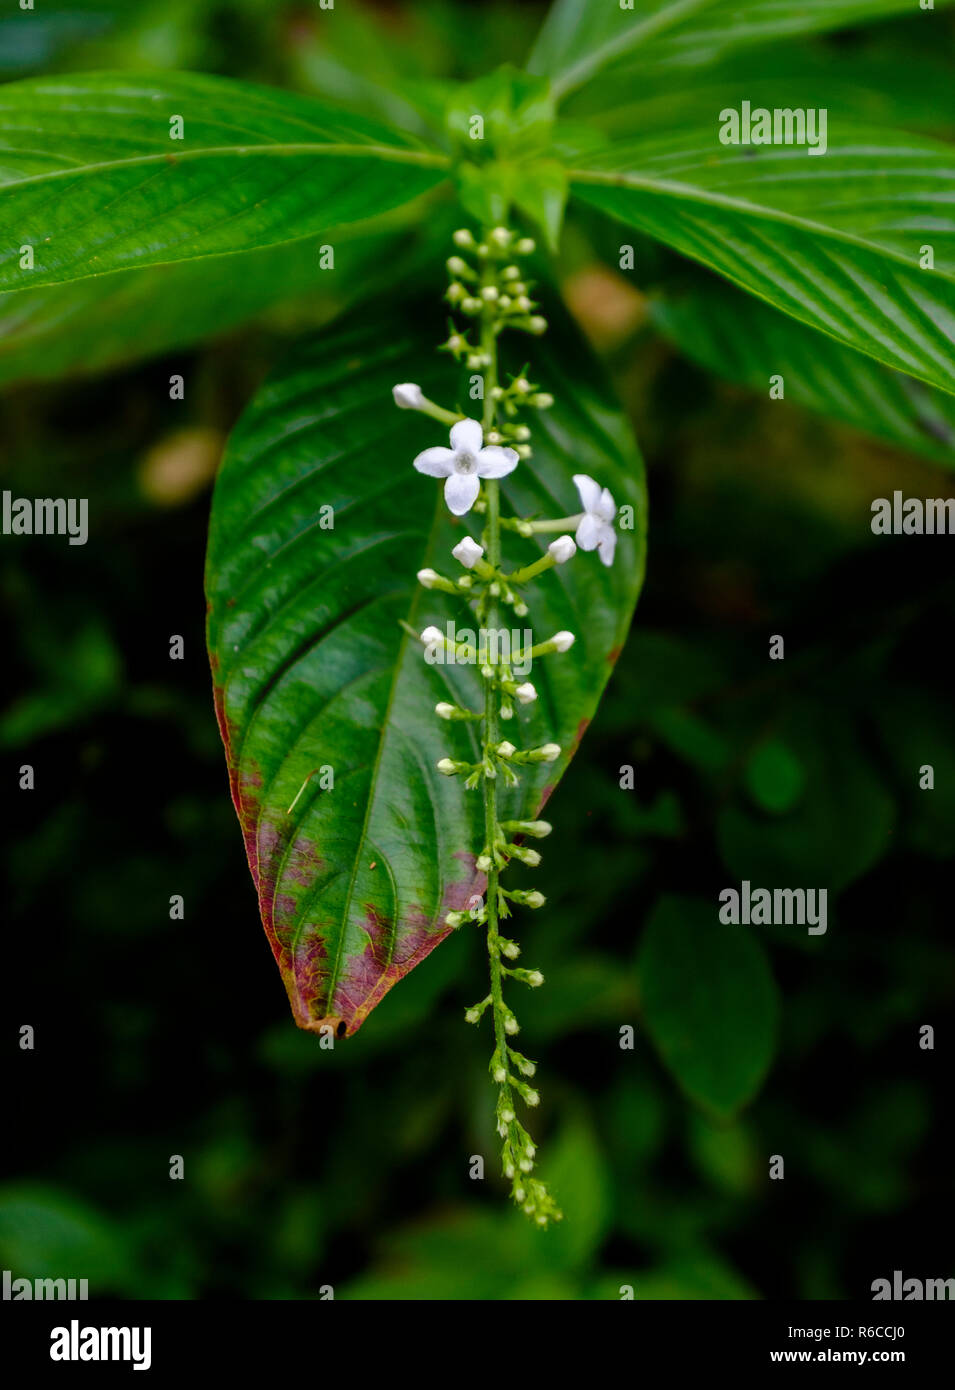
[391,224,619,1227]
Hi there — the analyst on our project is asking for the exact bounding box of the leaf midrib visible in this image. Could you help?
[569,166,955,285]
[1,141,451,192]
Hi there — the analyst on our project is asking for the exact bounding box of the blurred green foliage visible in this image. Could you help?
[1,0,952,1300]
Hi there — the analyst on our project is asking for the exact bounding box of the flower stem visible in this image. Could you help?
[480,256,511,1134]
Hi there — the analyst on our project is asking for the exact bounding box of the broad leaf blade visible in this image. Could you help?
[652,275,955,466]
[0,72,449,293]
[527,0,721,97]
[205,309,646,1035]
[570,126,955,395]
[528,0,955,97]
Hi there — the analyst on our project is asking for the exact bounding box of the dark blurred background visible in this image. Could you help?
[1,0,953,1299]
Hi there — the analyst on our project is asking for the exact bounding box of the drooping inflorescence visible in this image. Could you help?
[392,223,618,1226]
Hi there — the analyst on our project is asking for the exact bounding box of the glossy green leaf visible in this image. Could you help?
[527,0,722,98]
[651,276,955,467]
[638,894,778,1117]
[0,71,449,293]
[529,0,955,97]
[570,125,955,395]
[0,209,456,388]
[626,0,955,73]
[205,308,646,1036]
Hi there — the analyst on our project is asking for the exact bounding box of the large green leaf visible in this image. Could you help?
[527,0,721,97]
[623,0,955,73]
[572,43,955,141]
[570,125,955,394]
[0,71,449,293]
[0,208,456,388]
[205,308,646,1036]
[651,274,955,466]
[638,895,778,1118]
[528,0,955,97]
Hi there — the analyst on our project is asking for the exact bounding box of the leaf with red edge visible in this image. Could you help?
[205,305,646,1036]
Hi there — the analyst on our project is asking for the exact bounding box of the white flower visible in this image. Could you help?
[551,630,575,652]
[417,568,440,588]
[452,536,485,569]
[548,535,576,564]
[414,418,519,516]
[393,382,425,409]
[573,473,617,566]
[420,625,444,645]
[514,682,537,705]
[497,741,516,759]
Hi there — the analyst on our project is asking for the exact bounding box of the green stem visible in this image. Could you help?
[480,252,511,1121]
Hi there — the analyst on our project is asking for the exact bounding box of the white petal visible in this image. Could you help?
[575,512,600,551]
[450,418,483,454]
[444,471,481,515]
[573,473,602,515]
[596,487,616,522]
[597,523,617,567]
[475,445,519,479]
[414,446,455,478]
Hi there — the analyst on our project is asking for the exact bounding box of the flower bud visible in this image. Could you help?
[490,226,512,247]
[493,1066,507,1083]
[551,630,575,652]
[524,891,546,908]
[476,853,492,873]
[435,702,456,720]
[453,227,475,248]
[461,296,483,314]
[392,382,424,409]
[502,265,520,280]
[447,256,469,275]
[420,625,444,645]
[515,238,536,255]
[548,535,577,564]
[501,1107,515,1124]
[514,682,537,705]
[500,819,552,839]
[527,970,544,987]
[481,285,499,302]
[436,758,459,776]
[536,743,560,762]
[528,316,548,335]
[504,1015,520,1035]
[416,567,440,588]
[497,741,517,759]
[532,392,554,408]
[451,536,485,569]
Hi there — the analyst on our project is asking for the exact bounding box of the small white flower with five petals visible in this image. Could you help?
[573,473,617,567]
[414,418,519,516]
